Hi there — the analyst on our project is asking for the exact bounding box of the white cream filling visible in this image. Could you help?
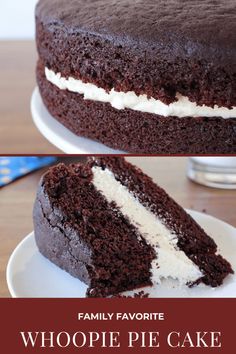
[92,166,203,286]
[45,67,236,119]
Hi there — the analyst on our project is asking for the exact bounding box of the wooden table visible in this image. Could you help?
[0,157,235,297]
[0,41,60,154]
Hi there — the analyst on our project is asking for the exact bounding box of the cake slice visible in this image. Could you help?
[33,158,233,297]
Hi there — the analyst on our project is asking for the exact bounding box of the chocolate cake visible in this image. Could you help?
[33,157,233,297]
[35,0,236,154]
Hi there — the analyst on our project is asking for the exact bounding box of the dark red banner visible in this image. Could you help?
[0,299,235,353]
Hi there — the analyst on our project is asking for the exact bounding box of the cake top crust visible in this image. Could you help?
[36,0,236,69]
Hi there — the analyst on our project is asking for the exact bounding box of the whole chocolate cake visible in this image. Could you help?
[33,158,233,297]
[36,0,236,154]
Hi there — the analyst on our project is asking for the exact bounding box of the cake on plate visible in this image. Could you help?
[35,0,236,154]
[33,157,233,297]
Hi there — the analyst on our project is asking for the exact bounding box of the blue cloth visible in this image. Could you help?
[0,157,57,187]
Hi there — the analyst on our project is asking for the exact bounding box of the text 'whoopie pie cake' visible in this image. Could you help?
[33,158,233,297]
[35,0,236,154]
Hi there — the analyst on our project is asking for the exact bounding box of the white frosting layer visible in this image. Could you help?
[92,166,203,285]
[45,67,236,119]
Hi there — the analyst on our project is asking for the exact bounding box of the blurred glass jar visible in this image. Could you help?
[187,157,236,189]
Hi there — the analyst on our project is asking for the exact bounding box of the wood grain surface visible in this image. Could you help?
[0,157,235,297]
[0,41,60,154]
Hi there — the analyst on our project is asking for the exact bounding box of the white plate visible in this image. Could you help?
[31,87,126,154]
[7,210,236,298]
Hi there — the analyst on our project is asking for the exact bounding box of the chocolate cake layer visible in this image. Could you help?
[37,62,236,154]
[36,0,236,107]
[33,162,155,297]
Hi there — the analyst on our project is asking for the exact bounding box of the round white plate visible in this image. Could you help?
[7,210,236,298]
[31,87,126,154]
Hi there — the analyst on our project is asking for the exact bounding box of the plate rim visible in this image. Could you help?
[6,231,34,298]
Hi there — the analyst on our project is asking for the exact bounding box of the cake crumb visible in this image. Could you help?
[112,291,149,298]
